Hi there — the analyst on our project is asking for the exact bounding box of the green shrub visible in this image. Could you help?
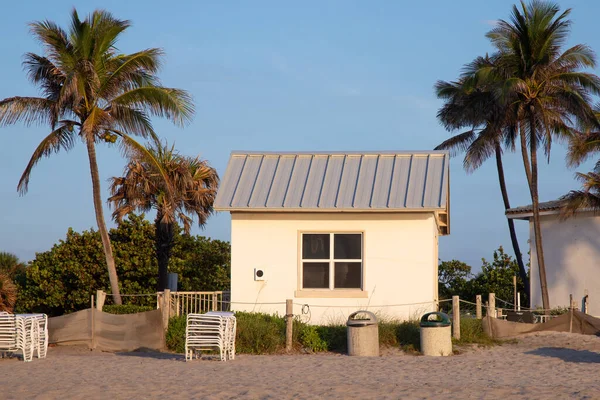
[316,325,347,353]
[235,312,286,354]
[298,324,327,352]
[166,315,187,353]
[102,304,154,314]
[378,320,420,352]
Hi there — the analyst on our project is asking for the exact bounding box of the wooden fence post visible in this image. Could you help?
[569,294,574,333]
[212,292,218,311]
[286,299,293,352]
[488,293,496,318]
[162,289,171,331]
[452,295,460,340]
[96,290,106,311]
[513,275,517,311]
[476,295,482,320]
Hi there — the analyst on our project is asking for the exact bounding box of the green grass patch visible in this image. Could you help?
[453,317,505,347]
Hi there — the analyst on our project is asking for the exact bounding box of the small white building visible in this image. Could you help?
[507,200,599,315]
[214,151,450,324]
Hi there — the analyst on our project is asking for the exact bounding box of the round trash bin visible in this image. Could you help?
[347,310,379,356]
[419,312,452,356]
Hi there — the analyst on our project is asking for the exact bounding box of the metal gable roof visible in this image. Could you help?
[214,151,450,213]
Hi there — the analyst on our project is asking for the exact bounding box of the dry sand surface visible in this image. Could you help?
[1,332,600,399]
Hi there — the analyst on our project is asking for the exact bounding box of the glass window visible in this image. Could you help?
[302,234,330,259]
[334,262,362,288]
[334,234,362,259]
[301,233,363,290]
[302,262,329,288]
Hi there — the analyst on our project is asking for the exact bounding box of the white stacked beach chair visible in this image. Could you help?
[30,314,48,359]
[1,312,48,362]
[0,312,18,358]
[207,311,236,360]
[15,315,35,362]
[185,312,236,362]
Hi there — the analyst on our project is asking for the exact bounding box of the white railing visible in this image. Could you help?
[157,291,230,316]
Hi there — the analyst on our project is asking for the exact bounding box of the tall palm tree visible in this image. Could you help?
[435,55,530,294]
[0,10,194,304]
[109,141,218,291]
[485,1,600,310]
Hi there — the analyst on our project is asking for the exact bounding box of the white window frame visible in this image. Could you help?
[296,232,367,298]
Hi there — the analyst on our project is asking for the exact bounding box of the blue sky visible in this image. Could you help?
[1,1,598,269]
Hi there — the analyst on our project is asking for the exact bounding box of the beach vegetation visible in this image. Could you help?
[15,214,230,316]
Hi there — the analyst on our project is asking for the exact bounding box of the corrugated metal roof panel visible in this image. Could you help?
[265,155,296,208]
[370,155,395,208]
[336,155,362,208]
[248,155,280,208]
[214,151,449,212]
[283,155,312,207]
[301,155,329,208]
[354,155,379,208]
[318,155,345,208]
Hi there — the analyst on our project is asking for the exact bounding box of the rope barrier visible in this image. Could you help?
[458,299,478,306]
[293,300,438,309]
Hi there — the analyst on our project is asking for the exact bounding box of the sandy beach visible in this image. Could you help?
[1,332,599,400]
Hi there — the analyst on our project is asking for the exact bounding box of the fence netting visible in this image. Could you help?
[48,308,165,352]
[483,310,600,339]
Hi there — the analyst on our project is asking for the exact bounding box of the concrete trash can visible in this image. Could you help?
[347,311,379,356]
[419,312,452,356]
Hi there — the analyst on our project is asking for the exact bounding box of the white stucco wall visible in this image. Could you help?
[230,212,438,325]
[529,212,600,315]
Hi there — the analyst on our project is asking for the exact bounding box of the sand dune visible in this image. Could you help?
[1,332,599,399]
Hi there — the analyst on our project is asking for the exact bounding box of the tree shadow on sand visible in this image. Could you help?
[525,347,600,363]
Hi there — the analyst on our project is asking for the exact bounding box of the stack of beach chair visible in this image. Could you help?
[185,311,236,361]
[0,312,48,362]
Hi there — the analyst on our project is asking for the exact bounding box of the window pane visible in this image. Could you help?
[302,234,330,259]
[303,262,330,289]
[334,234,362,259]
[334,262,362,289]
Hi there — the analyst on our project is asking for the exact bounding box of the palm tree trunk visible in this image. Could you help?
[528,115,550,312]
[85,138,122,305]
[494,142,530,298]
[155,213,175,291]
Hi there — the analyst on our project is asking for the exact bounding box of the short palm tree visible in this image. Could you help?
[0,252,26,279]
[435,55,530,293]
[0,10,194,304]
[0,273,17,313]
[483,0,600,310]
[109,141,218,291]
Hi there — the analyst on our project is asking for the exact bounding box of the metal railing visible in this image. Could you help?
[157,291,230,316]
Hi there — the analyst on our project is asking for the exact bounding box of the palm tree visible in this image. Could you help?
[435,55,530,294]
[0,252,26,279]
[0,10,194,304]
[109,141,218,291]
[485,1,600,310]
[0,273,17,313]
[561,121,600,216]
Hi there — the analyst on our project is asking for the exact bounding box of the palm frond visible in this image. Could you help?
[17,124,77,194]
[0,97,55,127]
[111,86,194,126]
